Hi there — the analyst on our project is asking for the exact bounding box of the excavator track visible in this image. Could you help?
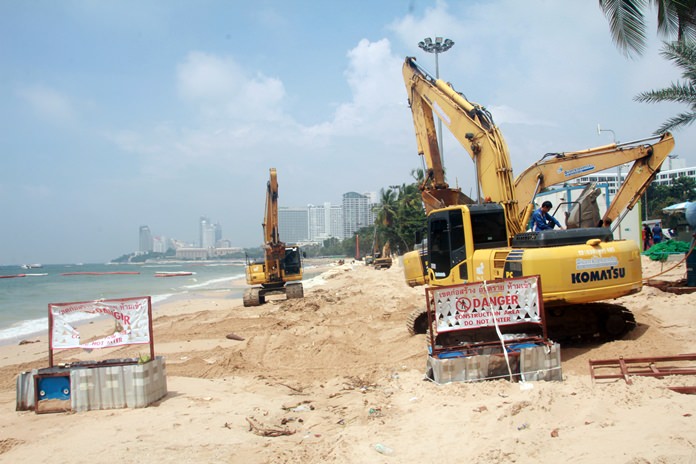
[407,303,636,344]
[243,288,264,307]
[286,283,304,299]
[545,303,636,344]
[406,307,429,336]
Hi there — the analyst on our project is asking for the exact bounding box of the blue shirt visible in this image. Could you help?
[531,208,561,231]
[652,225,662,242]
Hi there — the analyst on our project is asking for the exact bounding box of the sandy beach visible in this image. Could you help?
[0,256,695,463]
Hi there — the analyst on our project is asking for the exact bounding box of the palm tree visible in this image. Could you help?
[371,181,427,255]
[634,40,696,132]
[372,188,398,254]
[599,0,696,58]
[374,188,398,228]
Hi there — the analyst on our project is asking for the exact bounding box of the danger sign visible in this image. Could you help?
[430,276,541,333]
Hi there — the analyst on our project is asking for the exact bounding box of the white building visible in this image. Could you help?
[342,192,375,238]
[571,160,696,195]
[199,217,221,249]
[308,202,344,241]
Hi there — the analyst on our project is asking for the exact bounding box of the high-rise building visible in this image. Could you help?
[308,202,345,241]
[199,217,221,249]
[328,203,345,239]
[139,226,153,253]
[307,204,326,242]
[214,221,222,245]
[342,192,374,238]
[278,207,309,244]
[199,217,209,248]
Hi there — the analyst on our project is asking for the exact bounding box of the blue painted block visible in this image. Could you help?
[37,376,70,400]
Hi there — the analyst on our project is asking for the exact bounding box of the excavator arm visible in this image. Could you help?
[407,77,472,213]
[263,168,285,283]
[514,133,674,228]
[604,141,673,225]
[402,57,521,234]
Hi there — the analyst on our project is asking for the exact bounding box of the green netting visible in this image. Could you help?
[642,240,692,262]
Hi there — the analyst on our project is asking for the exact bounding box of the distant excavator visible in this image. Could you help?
[373,241,393,270]
[243,168,304,307]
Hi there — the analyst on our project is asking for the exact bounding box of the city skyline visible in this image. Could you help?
[137,190,378,257]
[136,160,696,257]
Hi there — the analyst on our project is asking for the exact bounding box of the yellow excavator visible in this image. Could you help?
[373,241,393,270]
[401,57,675,341]
[243,168,304,307]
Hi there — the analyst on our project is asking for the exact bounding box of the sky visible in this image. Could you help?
[1,0,694,265]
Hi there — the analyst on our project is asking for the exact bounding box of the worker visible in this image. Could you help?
[531,201,564,231]
[652,222,663,244]
[642,224,653,251]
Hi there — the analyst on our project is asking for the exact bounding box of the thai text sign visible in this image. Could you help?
[50,297,151,349]
[431,276,541,333]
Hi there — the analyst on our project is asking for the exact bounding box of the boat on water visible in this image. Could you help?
[21,264,43,269]
[154,271,195,277]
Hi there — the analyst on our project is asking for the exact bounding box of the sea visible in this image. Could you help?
[0,260,328,346]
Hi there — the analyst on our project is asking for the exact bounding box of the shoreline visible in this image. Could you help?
[0,258,339,347]
[0,258,343,348]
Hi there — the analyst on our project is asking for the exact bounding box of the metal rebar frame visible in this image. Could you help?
[589,354,696,394]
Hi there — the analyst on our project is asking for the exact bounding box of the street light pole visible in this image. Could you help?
[597,124,624,238]
[419,37,454,167]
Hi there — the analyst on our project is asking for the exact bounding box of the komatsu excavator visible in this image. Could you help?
[243,168,304,307]
[401,57,675,341]
[403,127,675,289]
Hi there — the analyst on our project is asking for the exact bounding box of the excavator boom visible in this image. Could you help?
[403,57,520,234]
[515,133,675,228]
[265,168,280,245]
[263,168,284,282]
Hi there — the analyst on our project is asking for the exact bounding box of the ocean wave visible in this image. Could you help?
[0,309,102,346]
[182,273,245,290]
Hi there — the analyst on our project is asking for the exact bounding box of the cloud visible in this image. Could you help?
[305,38,409,141]
[110,40,413,180]
[16,85,77,124]
[176,51,286,122]
[487,105,556,128]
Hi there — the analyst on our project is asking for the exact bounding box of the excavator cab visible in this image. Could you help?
[428,204,508,283]
[283,246,303,277]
